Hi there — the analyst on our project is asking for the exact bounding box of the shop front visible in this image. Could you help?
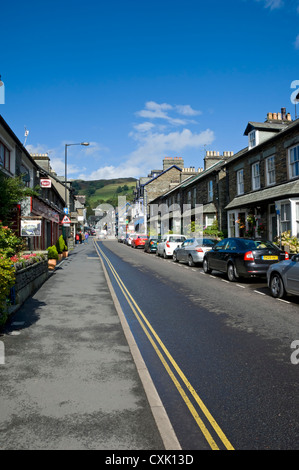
[21,196,62,250]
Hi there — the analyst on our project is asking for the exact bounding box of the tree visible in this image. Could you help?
[0,173,37,225]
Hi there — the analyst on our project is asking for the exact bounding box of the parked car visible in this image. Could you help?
[156,234,186,258]
[118,234,125,243]
[202,237,289,281]
[173,237,217,266]
[131,234,148,248]
[144,236,161,253]
[126,233,136,246]
[267,254,299,298]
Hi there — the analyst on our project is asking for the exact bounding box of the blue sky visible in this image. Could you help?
[1,0,299,180]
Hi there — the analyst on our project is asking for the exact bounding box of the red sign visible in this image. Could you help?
[40,179,52,188]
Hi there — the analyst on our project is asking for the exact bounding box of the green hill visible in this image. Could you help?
[72,177,136,208]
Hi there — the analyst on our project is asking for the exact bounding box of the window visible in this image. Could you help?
[281,203,291,232]
[229,213,236,237]
[20,164,30,187]
[0,141,10,172]
[208,180,213,201]
[266,155,276,186]
[296,203,299,238]
[289,145,299,179]
[237,169,244,195]
[249,130,258,149]
[205,214,215,227]
[252,162,260,190]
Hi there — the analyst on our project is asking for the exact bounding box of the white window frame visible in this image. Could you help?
[237,169,244,195]
[289,144,299,179]
[280,202,291,233]
[266,155,276,186]
[248,130,259,149]
[252,161,260,190]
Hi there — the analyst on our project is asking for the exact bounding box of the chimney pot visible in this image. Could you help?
[281,107,286,120]
[273,113,277,120]
[267,112,273,120]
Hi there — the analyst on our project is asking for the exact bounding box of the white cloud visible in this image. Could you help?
[175,104,202,116]
[136,101,201,126]
[80,127,215,180]
[132,122,156,133]
[295,34,299,49]
[80,100,214,180]
[260,0,284,9]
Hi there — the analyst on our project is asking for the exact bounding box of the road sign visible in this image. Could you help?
[61,215,71,224]
[63,207,69,214]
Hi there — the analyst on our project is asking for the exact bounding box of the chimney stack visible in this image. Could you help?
[281,107,286,120]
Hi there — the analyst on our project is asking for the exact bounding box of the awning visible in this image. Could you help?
[225,180,299,210]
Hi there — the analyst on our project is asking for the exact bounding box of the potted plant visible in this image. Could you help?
[63,239,68,258]
[56,235,65,261]
[47,245,59,270]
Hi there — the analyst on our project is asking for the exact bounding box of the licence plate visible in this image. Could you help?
[262,255,278,260]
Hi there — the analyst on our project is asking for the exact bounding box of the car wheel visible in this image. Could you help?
[227,263,237,282]
[173,252,178,262]
[270,273,285,298]
[203,258,212,274]
[163,251,168,259]
[188,255,195,267]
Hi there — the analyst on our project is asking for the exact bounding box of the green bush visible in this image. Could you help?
[0,256,16,326]
[0,221,25,258]
[55,235,66,254]
[47,245,59,260]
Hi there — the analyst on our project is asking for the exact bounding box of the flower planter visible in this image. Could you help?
[48,259,57,270]
[63,251,68,258]
[58,253,63,262]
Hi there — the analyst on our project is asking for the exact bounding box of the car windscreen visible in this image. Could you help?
[169,236,185,242]
[196,238,217,247]
[241,239,279,251]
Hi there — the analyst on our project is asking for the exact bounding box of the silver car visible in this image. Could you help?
[267,254,299,298]
[172,237,217,266]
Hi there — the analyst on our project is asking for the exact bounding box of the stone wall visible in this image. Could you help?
[9,260,49,314]
[227,125,299,201]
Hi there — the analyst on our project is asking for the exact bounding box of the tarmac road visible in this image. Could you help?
[0,241,172,450]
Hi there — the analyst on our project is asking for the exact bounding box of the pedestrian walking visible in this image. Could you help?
[75,233,80,244]
[85,232,89,243]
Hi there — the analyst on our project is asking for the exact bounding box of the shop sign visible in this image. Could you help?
[21,219,42,237]
[40,179,52,188]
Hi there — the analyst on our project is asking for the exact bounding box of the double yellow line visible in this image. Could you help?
[94,242,234,451]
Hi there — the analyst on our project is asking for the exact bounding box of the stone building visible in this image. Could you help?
[225,109,298,241]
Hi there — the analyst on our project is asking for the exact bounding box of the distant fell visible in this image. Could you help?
[72,177,136,208]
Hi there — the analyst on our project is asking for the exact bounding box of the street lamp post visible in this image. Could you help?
[64,142,89,212]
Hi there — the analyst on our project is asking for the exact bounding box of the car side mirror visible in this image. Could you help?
[291,254,299,262]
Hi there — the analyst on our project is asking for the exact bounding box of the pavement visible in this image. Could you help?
[0,239,180,450]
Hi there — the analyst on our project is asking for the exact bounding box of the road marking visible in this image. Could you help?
[236,284,245,288]
[277,298,290,304]
[95,242,234,451]
[254,290,265,295]
[221,279,229,283]
[210,275,217,279]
